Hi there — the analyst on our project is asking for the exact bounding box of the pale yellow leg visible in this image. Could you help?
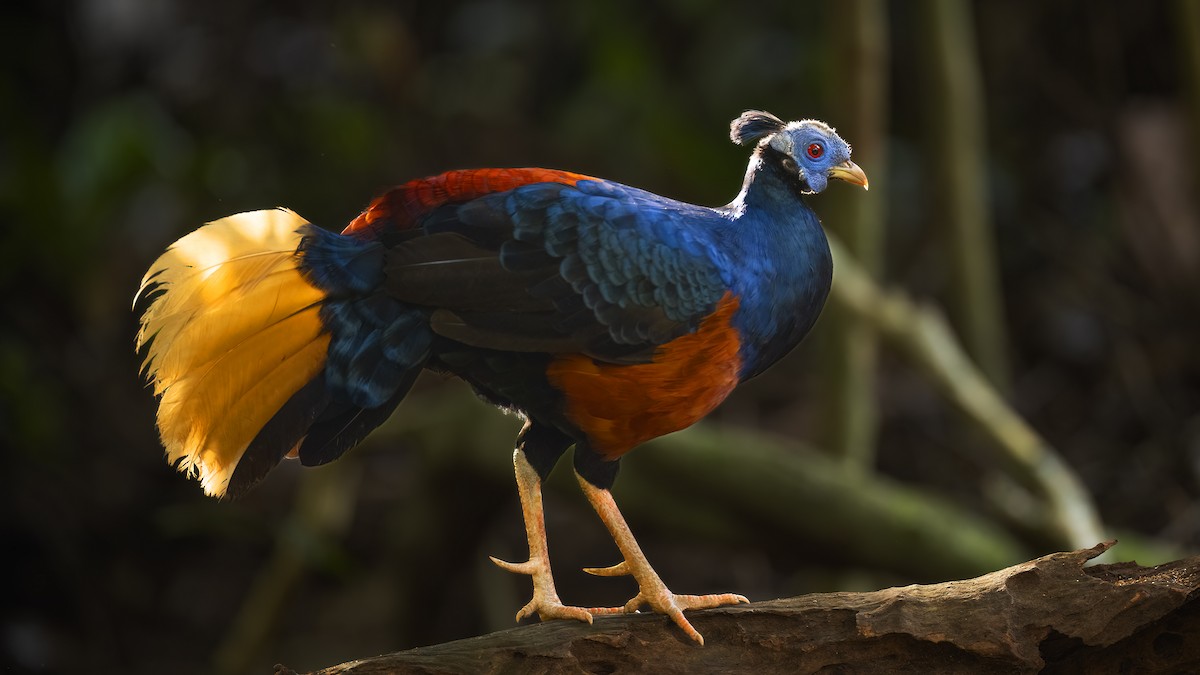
[490,449,593,625]
[576,471,749,645]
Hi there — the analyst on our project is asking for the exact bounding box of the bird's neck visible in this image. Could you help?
[722,154,834,380]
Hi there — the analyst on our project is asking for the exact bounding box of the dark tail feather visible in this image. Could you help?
[227,376,332,499]
[298,368,420,466]
[226,367,420,498]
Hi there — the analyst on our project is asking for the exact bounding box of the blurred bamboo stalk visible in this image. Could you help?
[380,384,1026,581]
[212,460,362,675]
[630,425,1026,580]
[1175,0,1200,193]
[917,0,1010,390]
[827,234,1105,550]
[818,0,889,473]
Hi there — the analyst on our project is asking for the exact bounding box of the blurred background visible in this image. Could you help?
[3,0,1199,672]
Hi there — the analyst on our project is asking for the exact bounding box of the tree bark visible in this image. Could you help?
[279,542,1200,674]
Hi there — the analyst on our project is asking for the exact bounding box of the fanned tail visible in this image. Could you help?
[136,209,331,497]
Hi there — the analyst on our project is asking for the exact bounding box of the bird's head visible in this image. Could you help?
[730,110,869,194]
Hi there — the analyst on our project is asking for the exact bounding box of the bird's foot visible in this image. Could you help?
[583,560,749,645]
[490,555,594,624]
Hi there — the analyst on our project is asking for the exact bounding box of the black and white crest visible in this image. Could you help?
[729,110,786,146]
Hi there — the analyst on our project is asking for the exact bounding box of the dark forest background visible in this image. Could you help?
[3,1,1199,673]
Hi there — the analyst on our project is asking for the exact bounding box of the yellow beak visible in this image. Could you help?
[828,160,869,190]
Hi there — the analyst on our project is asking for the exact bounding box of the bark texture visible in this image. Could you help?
[279,542,1200,674]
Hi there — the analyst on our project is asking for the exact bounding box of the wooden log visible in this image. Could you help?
[278,542,1200,674]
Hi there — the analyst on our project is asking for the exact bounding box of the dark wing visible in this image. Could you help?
[384,177,733,364]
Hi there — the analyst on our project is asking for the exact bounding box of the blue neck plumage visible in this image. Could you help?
[720,153,833,380]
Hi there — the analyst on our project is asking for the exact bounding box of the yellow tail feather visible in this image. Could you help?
[137,209,329,497]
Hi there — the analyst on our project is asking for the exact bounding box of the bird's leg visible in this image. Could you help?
[576,472,748,645]
[489,448,592,625]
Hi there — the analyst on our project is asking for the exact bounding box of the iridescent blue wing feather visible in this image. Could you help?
[389,178,732,364]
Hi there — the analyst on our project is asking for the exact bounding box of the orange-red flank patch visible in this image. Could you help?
[546,293,743,460]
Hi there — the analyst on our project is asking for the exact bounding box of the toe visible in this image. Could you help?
[674,592,749,611]
[537,602,593,624]
[666,609,704,646]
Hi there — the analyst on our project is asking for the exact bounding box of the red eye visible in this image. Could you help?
[806,143,824,160]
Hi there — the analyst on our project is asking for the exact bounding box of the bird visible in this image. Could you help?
[135,110,867,645]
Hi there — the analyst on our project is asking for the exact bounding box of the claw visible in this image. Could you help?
[582,560,630,577]
[515,595,592,624]
[587,591,749,644]
[491,554,593,624]
[575,472,751,645]
[489,555,538,576]
[500,444,749,642]
[494,449,595,627]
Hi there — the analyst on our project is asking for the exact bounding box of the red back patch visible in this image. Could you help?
[343,168,593,237]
